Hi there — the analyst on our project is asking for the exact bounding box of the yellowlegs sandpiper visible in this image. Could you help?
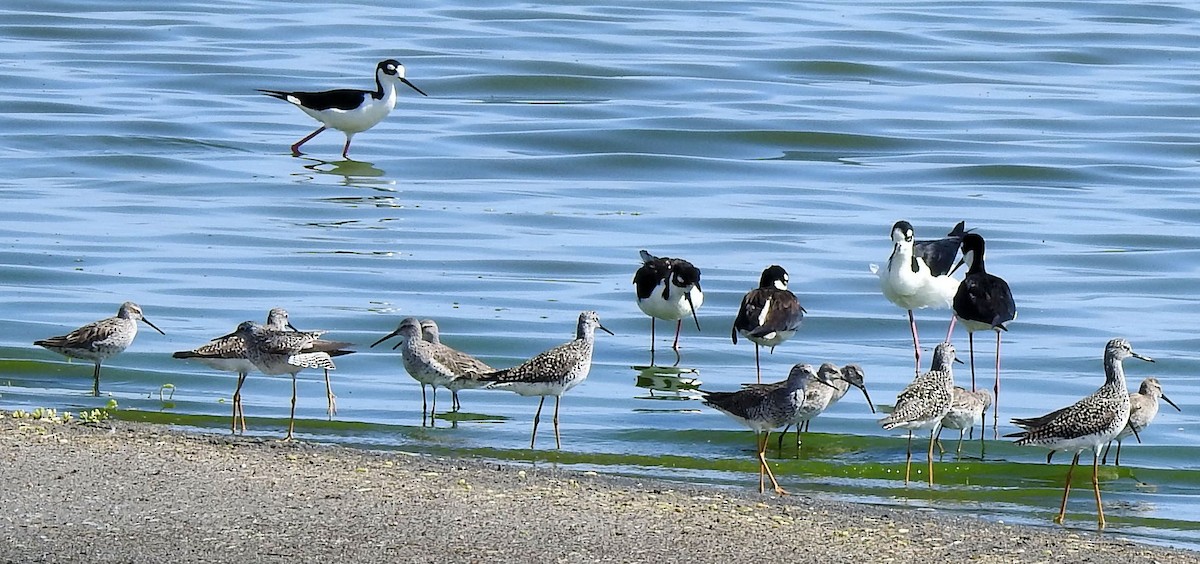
[701,363,836,494]
[1007,338,1152,528]
[879,342,957,486]
[479,311,612,449]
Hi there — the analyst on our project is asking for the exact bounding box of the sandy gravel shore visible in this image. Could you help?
[0,414,1194,563]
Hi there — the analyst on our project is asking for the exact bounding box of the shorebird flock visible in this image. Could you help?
[24,60,1182,528]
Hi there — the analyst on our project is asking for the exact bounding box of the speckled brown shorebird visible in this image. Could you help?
[478,311,613,449]
[1007,338,1152,529]
[879,342,957,487]
[35,301,165,396]
[702,363,837,495]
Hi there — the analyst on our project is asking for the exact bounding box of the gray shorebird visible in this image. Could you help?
[872,221,965,376]
[633,250,703,365]
[936,386,992,459]
[879,342,957,487]
[744,363,875,452]
[34,301,164,396]
[259,59,427,159]
[419,318,494,413]
[1102,377,1179,466]
[220,321,348,441]
[701,363,837,494]
[952,233,1016,437]
[732,265,805,383]
[372,317,495,424]
[173,308,348,433]
[478,311,613,449]
[1007,338,1152,529]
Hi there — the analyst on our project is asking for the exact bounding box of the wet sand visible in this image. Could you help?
[0,414,1194,563]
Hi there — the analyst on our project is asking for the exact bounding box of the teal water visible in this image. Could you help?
[4,0,1200,550]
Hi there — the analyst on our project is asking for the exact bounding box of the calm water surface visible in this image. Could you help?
[4,0,1200,550]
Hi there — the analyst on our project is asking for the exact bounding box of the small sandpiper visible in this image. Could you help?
[1007,338,1152,528]
[937,386,992,459]
[259,59,427,159]
[35,301,164,396]
[633,250,703,365]
[1102,377,1179,466]
[371,317,495,425]
[732,265,805,383]
[873,221,964,375]
[763,363,876,451]
[478,311,613,449]
[879,342,957,487]
[700,363,837,494]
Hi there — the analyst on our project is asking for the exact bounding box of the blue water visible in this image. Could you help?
[3,0,1200,550]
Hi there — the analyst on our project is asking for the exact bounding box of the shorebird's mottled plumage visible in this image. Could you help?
[633,250,703,364]
[172,308,296,433]
[938,387,992,459]
[479,311,612,449]
[419,318,494,412]
[880,342,957,486]
[1102,377,1179,466]
[372,317,495,421]
[873,221,963,375]
[732,265,805,382]
[701,363,837,494]
[35,301,164,396]
[221,320,349,440]
[1007,338,1152,528]
[744,363,875,451]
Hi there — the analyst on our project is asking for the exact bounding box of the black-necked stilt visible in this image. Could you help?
[879,342,957,487]
[1007,338,1152,529]
[700,363,837,495]
[478,311,613,450]
[34,302,165,397]
[259,59,427,159]
[732,265,805,383]
[633,250,703,365]
[371,317,495,425]
[873,220,963,375]
[951,232,1016,437]
[1102,377,1179,466]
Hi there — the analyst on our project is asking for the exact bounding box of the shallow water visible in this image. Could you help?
[3,0,1200,550]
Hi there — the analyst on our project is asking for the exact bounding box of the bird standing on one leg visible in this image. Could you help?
[952,232,1016,438]
[259,59,427,159]
[732,265,805,383]
[633,250,703,366]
